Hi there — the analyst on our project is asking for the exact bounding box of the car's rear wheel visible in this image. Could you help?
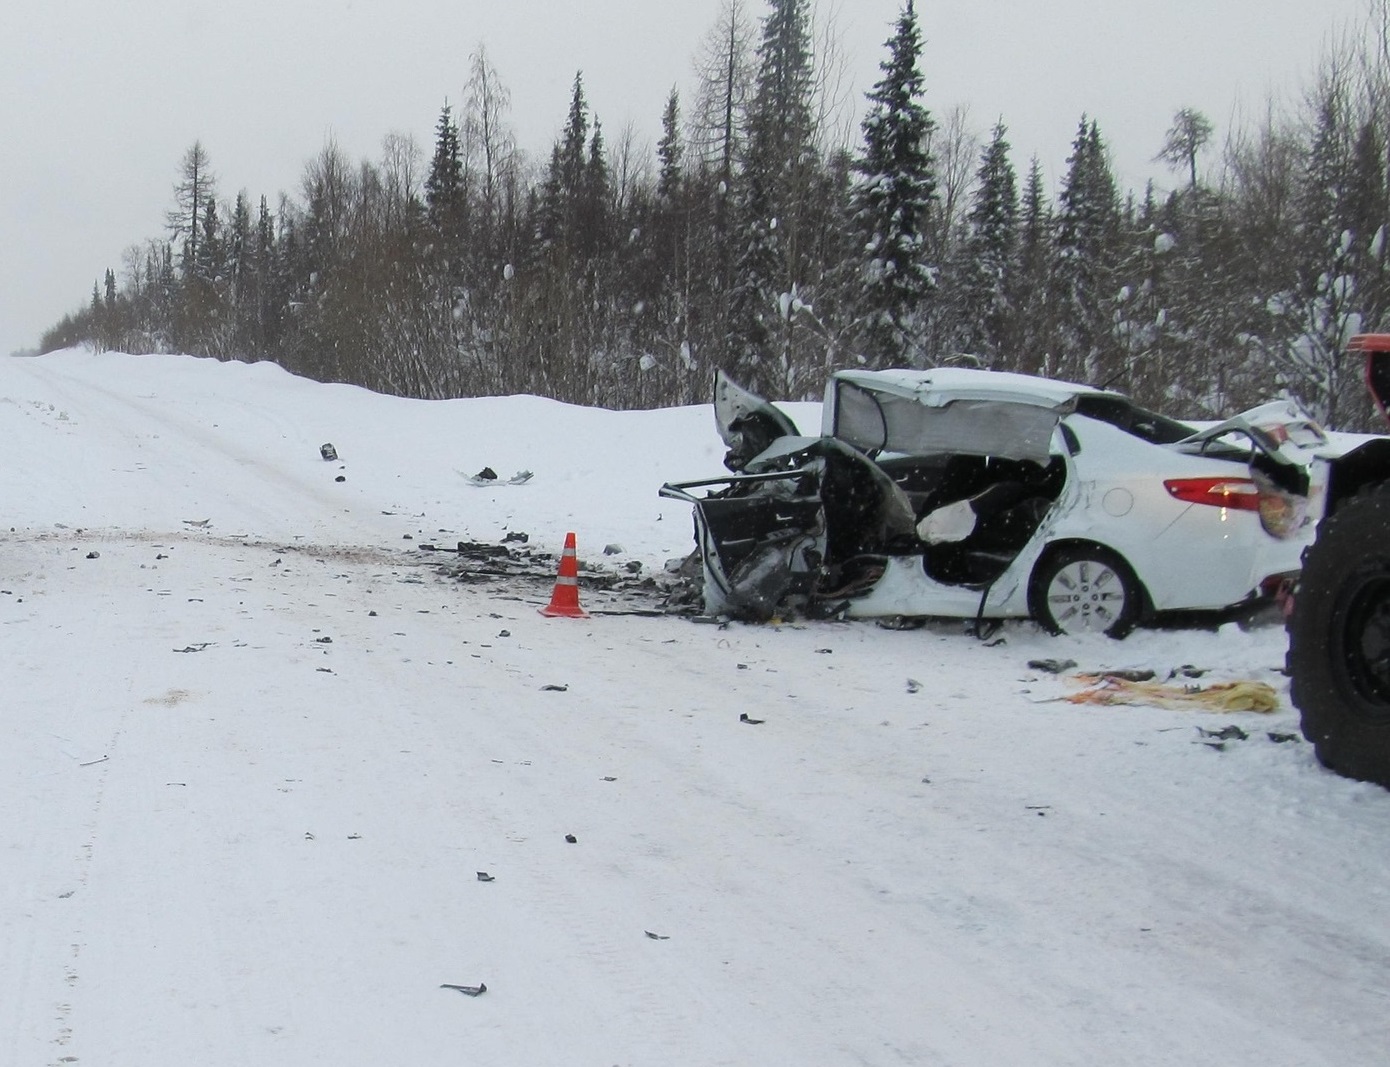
[1029,546,1143,638]
[1288,490,1390,788]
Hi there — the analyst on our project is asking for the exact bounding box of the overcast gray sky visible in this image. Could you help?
[0,0,1377,357]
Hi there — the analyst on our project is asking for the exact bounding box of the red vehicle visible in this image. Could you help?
[1288,333,1390,788]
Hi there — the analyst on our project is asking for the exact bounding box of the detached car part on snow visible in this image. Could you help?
[662,368,1328,638]
[1288,333,1390,790]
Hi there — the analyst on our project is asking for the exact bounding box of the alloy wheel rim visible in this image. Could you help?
[1046,559,1126,634]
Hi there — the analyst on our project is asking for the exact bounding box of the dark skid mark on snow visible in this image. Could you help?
[431,539,698,616]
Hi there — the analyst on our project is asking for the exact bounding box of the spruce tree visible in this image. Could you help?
[952,121,1017,364]
[1280,77,1364,425]
[730,0,819,395]
[1012,158,1054,375]
[846,0,936,368]
[539,72,592,248]
[425,103,465,246]
[657,88,683,202]
[1050,117,1120,383]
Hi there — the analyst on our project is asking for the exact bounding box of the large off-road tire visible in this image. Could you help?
[1029,545,1143,639]
[1289,490,1390,788]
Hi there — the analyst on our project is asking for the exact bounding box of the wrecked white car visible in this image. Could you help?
[660,368,1328,637]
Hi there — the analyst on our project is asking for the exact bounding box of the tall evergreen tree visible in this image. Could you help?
[657,88,683,202]
[730,0,820,395]
[1011,158,1054,374]
[539,72,592,248]
[846,0,936,367]
[952,121,1017,363]
[1269,71,1380,427]
[1050,117,1120,383]
[425,103,465,247]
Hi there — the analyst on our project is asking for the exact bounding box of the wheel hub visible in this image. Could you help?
[1047,560,1126,634]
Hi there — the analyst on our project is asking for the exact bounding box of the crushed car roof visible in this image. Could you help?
[830,367,1111,407]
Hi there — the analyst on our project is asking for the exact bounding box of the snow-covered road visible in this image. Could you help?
[2,352,1388,1066]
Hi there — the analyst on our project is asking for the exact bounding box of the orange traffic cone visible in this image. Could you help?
[540,532,589,618]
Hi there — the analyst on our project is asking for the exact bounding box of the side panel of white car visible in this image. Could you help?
[1051,417,1311,611]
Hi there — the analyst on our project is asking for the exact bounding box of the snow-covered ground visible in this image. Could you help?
[2,350,1387,1067]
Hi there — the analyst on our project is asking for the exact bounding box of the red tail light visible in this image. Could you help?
[1164,477,1261,511]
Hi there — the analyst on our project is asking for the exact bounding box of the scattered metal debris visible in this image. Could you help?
[1028,658,1078,675]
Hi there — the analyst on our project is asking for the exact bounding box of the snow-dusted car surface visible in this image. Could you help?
[663,369,1329,636]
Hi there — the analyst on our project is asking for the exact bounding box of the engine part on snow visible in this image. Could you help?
[465,468,533,486]
[1198,724,1249,742]
[714,536,808,622]
[319,442,337,461]
[476,871,495,882]
[739,712,766,724]
[440,983,487,997]
[645,930,671,940]
[565,834,578,843]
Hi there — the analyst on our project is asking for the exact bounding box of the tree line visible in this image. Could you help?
[41,0,1390,429]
